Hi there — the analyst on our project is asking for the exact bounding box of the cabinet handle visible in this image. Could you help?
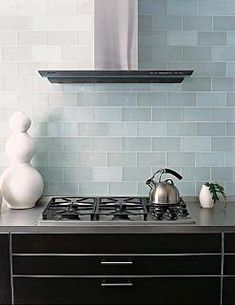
[101,260,133,266]
[101,282,133,287]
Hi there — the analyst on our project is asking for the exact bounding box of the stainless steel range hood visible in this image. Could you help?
[39,0,193,83]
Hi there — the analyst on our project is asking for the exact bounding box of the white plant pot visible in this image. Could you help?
[0,189,2,211]
[199,185,214,208]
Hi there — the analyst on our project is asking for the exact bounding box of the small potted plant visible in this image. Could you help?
[199,182,227,208]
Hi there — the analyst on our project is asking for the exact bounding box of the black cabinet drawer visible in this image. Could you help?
[224,233,235,253]
[0,234,11,305]
[224,255,235,275]
[12,233,221,254]
[13,254,221,275]
[223,277,235,305]
[13,277,220,305]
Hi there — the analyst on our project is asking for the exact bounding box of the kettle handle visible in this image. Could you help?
[164,168,183,180]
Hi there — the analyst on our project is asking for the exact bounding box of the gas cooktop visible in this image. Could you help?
[38,196,195,225]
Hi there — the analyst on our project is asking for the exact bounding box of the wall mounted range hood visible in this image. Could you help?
[39,0,193,84]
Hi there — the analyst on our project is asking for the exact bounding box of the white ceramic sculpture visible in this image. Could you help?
[1,111,44,209]
[199,184,214,208]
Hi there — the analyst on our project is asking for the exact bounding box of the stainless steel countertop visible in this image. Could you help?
[0,196,235,233]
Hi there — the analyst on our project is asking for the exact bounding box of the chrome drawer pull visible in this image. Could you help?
[101,260,133,265]
[101,282,133,287]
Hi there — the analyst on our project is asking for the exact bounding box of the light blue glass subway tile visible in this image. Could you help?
[227,32,235,46]
[183,108,211,121]
[109,182,137,196]
[182,137,210,152]
[137,182,149,196]
[194,63,226,77]
[48,92,77,107]
[78,122,106,136]
[225,182,235,196]
[122,83,151,92]
[225,152,235,166]
[139,0,166,15]
[211,108,235,121]
[139,61,167,70]
[198,0,227,16]
[227,122,235,135]
[123,167,151,181]
[139,32,166,47]
[108,153,137,167]
[211,167,235,181]
[152,137,181,151]
[79,182,108,196]
[197,122,225,136]
[48,152,79,167]
[107,122,138,136]
[181,167,210,181]
[32,107,62,122]
[63,137,92,152]
[152,16,182,31]
[38,168,64,182]
[107,93,137,107]
[137,152,165,167]
[31,153,48,168]
[167,152,195,167]
[77,93,107,106]
[167,0,197,16]
[168,93,196,107]
[77,152,107,167]
[166,123,197,136]
[45,182,78,196]
[92,167,122,182]
[122,107,151,121]
[93,108,122,121]
[35,137,62,152]
[151,83,182,92]
[182,78,211,92]
[64,167,92,181]
[183,47,211,61]
[227,93,235,107]
[168,61,196,71]
[123,137,151,152]
[152,108,181,121]
[47,122,78,137]
[137,93,168,107]
[197,93,226,107]
[139,15,152,31]
[63,107,92,121]
[92,83,124,92]
[152,47,182,62]
[62,84,92,93]
[139,46,152,63]
[138,122,166,136]
[31,122,47,137]
[198,32,226,46]
[212,77,235,92]
[177,182,196,196]
[212,137,235,151]
[92,137,122,152]
[167,32,198,47]
[214,17,235,31]
[227,1,235,16]
[183,16,212,31]
[227,63,235,77]
[212,47,235,61]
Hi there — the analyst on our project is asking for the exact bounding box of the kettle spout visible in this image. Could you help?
[146,178,155,189]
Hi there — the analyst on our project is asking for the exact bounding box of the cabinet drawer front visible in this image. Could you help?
[224,255,235,275]
[14,277,220,305]
[12,233,221,254]
[224,233,235,253]
[13,255,221,275]
[223,277,235,305]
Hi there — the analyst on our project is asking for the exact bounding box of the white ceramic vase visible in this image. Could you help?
[0,189,2,211]
[199,184,214,208]
[1,111,44,209]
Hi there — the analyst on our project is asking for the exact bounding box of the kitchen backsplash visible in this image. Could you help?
[0,0,235,196]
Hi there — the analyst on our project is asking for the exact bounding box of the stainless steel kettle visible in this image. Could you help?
[146,168,183,205]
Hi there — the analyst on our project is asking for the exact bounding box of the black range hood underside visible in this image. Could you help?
[38,70,194,84]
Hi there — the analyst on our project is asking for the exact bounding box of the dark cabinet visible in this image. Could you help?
[223,278,235,305]
[11,233,222,305]
[0,234,11,305]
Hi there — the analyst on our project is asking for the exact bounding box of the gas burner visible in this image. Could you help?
[40,196,194,224]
